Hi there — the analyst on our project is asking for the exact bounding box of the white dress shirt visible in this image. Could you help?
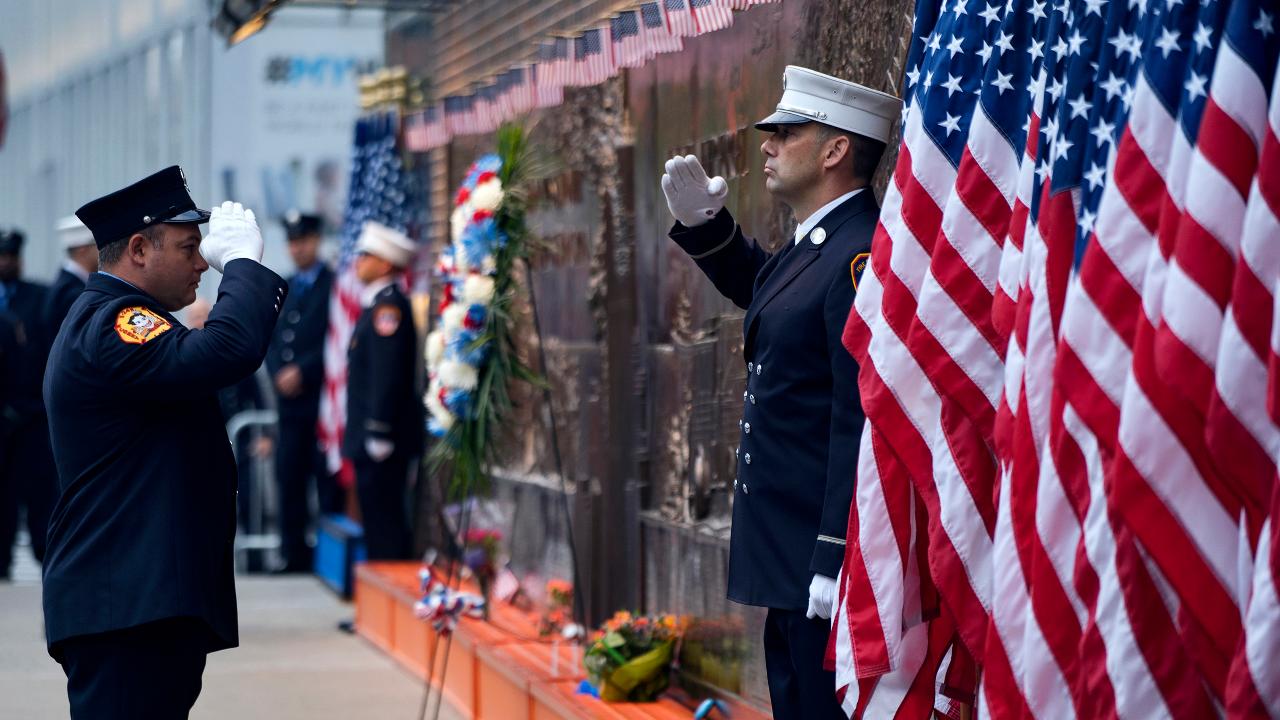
[793,188,865,245]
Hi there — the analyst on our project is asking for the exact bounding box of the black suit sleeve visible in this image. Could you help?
[93,259,287,395]
[668,208,773,310]
[363,300,413,444]
[810,251,868,579]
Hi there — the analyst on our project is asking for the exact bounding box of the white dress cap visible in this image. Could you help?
[56,215,96,251]
[356,220,416,268]
[755,65,904,144]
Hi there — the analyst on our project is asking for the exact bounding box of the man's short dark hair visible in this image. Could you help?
[98,225,163,267]
[817,124,888,183]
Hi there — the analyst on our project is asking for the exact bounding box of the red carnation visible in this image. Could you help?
[455,187,471,206]
[472,209,493,223]
[476,171,497,185]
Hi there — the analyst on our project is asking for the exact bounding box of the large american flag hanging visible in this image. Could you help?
[318,112,419,479]
[832,0,1280,716]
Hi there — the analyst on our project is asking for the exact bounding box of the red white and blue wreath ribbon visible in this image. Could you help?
[414,566,486,635]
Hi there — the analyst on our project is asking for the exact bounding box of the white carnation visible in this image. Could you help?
[424,385,455,429]
[425,330,446,368]
[469,179,505,213]
[463,275,496,305]
[438,360,479,390]
[450,204,469,243]
[441,304,468,332]
[481,256,496,274]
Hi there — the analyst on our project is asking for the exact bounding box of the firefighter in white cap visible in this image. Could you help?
[44,215,99,330]
[342,220,422,560]
[662,65,902,718]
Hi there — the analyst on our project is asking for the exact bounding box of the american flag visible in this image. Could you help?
[662,0,699,38]
[319,112,419,478]
[475,84,499,134]
[689,0,734,33]
[545,36,573,88]
[641,1,685,57]
[569,26,615,87]
[612,11,648,68]
[530,63,564,109]
[833,0,1280,715]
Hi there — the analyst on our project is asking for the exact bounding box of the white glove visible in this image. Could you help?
[200,201,263,274]
[365,438,394,463]
[661,154,728,227]
[805,573,838,621]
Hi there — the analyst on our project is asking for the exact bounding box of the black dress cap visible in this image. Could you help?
[75,166,211,250]
[282,210,323,240]
[0,229,24,255]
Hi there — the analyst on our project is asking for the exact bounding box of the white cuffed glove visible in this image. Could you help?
[365,438,394,463]
[805,573,838,621]
[661,154,728,227]
[200,201,263,274]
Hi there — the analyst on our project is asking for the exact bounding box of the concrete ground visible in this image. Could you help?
[0,542,462,720]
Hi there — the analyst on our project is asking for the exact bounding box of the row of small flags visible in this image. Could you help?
[403,0,780,151]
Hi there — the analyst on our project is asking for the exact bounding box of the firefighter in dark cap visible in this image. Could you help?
[265,210,334,573]
[42,166,287,718]
[0,227,55,579]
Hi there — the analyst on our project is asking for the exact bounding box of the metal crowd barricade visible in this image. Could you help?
[227,407,280,573]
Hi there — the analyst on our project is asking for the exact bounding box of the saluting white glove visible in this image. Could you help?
[201,201,263,274]
[806,573,838,621]
[365,438,394,463]
[661,154,728,228]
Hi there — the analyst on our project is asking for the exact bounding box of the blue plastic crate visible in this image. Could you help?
[315,513,366,599]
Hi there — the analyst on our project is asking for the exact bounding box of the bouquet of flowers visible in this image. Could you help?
[461,528,503,616]
[584,611,686,703]
[425,125,540,498]
[538,579,574,637]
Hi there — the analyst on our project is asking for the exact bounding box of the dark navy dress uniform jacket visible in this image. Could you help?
[669,191,875,611]
[342,283,423,463]
[41,259,287,654]
[265,264,332,420]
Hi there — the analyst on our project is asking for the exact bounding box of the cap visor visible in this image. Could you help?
[166,209,212,224]
[754,110,812,131]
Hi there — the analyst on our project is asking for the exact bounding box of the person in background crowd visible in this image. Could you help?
[662,66,901,718]
[42,166,286,718]
[266,211,335,574]
[0,228,55,578]
[342,221,421,561]
[44,216,100,330]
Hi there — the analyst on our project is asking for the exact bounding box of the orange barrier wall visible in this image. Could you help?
[353,562,770,720]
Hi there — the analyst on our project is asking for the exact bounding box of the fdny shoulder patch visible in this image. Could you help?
[850,252,870,291]
[373,305,402,337]
[115,306,172,345]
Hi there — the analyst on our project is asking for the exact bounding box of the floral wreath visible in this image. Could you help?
[424,126,538,496]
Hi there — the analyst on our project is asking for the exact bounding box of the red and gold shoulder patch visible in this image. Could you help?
[851,252,871,291]
[115,306,172,345]
[373,305,402,337]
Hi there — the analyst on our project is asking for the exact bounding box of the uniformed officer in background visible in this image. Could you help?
[662,66,901,718]
[42,166,286,718]
[266,210,335,573]
[342,221,421,561]
[44,216,100,329]
[0,227,55,577]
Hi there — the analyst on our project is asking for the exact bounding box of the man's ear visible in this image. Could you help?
[127,232,153,265]
[823,134,851,171]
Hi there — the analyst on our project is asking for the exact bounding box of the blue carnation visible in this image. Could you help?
[444,389,473,418]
